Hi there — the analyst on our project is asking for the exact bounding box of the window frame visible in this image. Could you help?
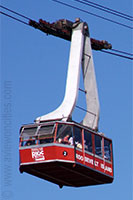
[84,129,93,154]
[73,125,83,150]
[94,134,103,158]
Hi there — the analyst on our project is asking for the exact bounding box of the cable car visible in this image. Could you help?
[19,121,113,188]
[19,19,114,187]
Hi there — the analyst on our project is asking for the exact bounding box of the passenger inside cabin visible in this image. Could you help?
[84,130,92,153]
[104,139,111,161]
[76,142,82,149]
[61,134,73,145]
[39,138,54,144]
[56,124,73,145]
[84,140,88,150]
[104,147,111,161]
[69,136,73,145]
[74,126,82,149]
[63,134,70,144]
[57,134,73,145]
[25,137,36,146]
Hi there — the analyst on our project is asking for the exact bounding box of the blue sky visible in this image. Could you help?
[0,0,132,200]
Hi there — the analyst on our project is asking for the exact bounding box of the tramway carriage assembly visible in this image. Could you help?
[19,18,114,188]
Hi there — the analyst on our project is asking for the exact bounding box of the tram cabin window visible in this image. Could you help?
[74,126,82,149]
[104,139,111,161]
[22,136,37,146]
[38,125,54,144]
[56,124,73,145]
[84,130,92,153]
[20,127,37,146]
[95,135,102,157]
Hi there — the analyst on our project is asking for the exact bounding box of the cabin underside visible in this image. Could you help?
[20,161,113,188]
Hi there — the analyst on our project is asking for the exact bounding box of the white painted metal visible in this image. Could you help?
[35,21,100,131]
[35,23,85,123]
[81,36,100,130]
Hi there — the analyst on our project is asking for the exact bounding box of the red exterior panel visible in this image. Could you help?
[20,145,75,164]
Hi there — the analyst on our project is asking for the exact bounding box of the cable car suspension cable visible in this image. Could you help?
[74,0,133,21]
[0,11,29,26]
[0,5,132,60]
[100,50,133,60]
[0,5,31,20]
[52,0,133,29]
[111,48,133,57]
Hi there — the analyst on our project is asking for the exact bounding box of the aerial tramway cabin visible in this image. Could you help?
[19,121,113,188]
[19,18,114,187]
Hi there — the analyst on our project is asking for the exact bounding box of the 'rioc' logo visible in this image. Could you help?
[31,147,45,161]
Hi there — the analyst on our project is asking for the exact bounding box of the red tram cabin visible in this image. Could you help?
[19,121,114,188]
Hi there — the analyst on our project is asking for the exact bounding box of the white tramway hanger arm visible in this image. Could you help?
[35,22,84,123]
[81,34,99,131]
[35,21,100,131]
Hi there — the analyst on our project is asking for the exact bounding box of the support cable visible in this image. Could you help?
[101,50,133,60]
[74,0,133,21]
[0,5,31,20]
[0,5,132,60]
[0,11,29,26]
[52,0,133,29]
[111,48,133,57]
